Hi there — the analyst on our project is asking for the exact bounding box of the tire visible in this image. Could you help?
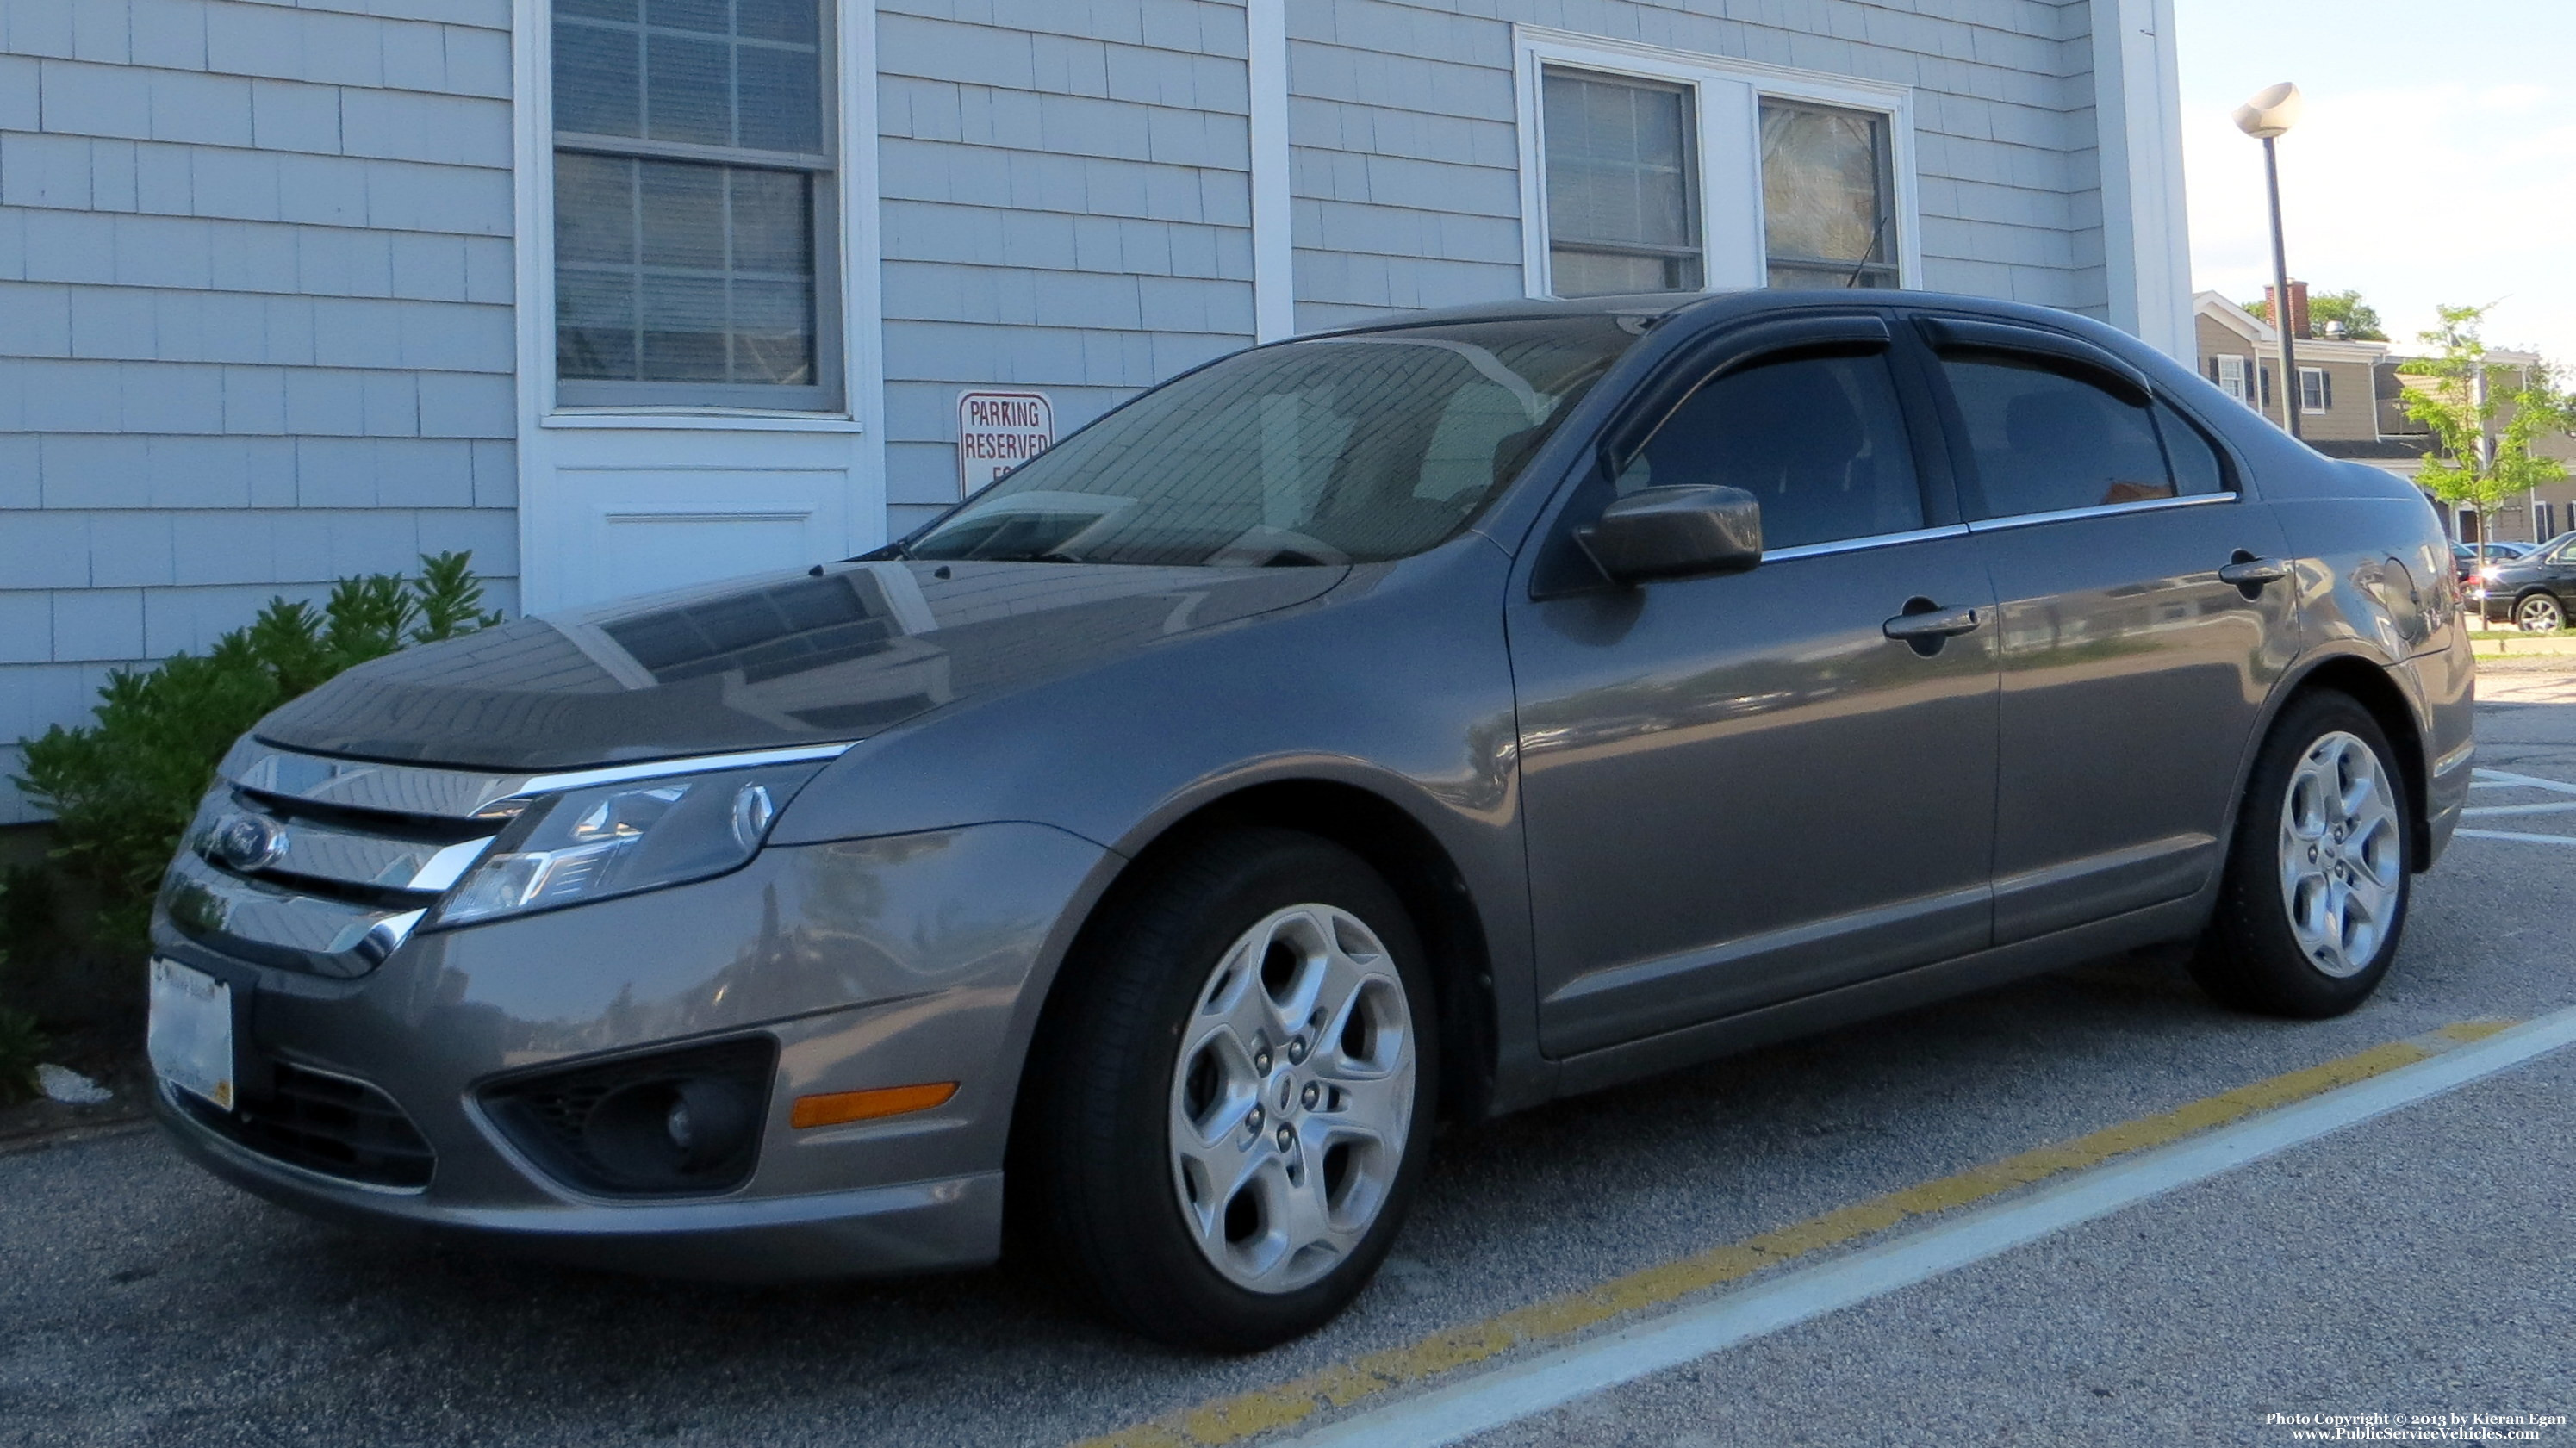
[2191,693,2414,1018]
[1021,827,1438,1351]
[2517,591,2565,632]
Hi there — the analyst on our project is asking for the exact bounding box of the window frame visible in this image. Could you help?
[2214,352,2252,407]
[2298,365,2331,415]
[1534,66,1707,297]
[1513,28,1920,301]
[1755,96,1900,290]
[545,0,846,414]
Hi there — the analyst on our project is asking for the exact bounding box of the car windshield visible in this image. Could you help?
[906,315,1644,567]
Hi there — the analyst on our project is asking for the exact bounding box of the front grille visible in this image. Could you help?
[178,1060,436,1189]
[481,1037,775,1197]
[163,742,522,977]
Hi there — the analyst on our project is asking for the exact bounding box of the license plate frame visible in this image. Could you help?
[148,958,235,1111]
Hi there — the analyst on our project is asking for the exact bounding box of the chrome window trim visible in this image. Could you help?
[1762,523,1969,563]
[1963,491,2237,535]
[219,740,856,822]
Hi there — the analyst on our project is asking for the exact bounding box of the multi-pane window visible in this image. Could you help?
[2214,354,2253,407]
[1758,99,1896,289]
[2299,366,2332,413]
[551,0,835,407]
[1540,69,1703,297]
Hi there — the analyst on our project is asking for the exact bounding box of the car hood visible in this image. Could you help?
[252,560,1347,770]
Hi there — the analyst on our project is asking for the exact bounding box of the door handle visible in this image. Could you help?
[1882,605,1984,642]
[2217,556,2289,587]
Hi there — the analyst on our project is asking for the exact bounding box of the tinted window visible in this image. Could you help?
[1616,351,1923,550]
[1941,355,2173,519]
[2154,401,2229,498]
[909,316,1640,567]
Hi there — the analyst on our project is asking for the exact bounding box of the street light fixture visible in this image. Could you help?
[2235,82,2305,440]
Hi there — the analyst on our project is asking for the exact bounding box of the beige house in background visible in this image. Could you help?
[2193,292,2386,445]
[2194,292,2576,544]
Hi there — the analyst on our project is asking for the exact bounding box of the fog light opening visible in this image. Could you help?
[581,1075,760,1189]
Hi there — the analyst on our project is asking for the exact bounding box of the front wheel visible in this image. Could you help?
[2517,591,2565,632]
[2191,693,2413,1017]
[1022,828,1437,1351]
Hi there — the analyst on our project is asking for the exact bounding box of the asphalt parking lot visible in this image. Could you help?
[6,685,2574,1448]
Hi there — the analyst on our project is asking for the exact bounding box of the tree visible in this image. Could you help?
[2399,304,2573,568]
[2239,288,2387,340]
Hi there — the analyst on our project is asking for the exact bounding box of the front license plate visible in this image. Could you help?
[148,958,234,1110]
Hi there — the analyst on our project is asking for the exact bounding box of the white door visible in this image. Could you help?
[510,0,885,614]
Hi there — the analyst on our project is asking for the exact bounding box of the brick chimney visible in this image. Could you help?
[2264,280,2312,340]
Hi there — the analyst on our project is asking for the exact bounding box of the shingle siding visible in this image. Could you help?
[0,0,513,822]
[876,0,1260,533]
[869,0,2111,522]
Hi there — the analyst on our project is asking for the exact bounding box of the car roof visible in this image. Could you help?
[1302,287,2142,349]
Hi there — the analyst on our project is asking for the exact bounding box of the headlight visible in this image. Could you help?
[434,761,824,927]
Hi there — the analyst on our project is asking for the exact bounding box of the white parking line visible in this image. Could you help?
[2456,829,2576,847]
[2470,768,2576,796]
[1271,1006,2576,1448]
[2461,800,2576,817]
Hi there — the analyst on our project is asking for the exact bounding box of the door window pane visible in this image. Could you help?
[1541,69,1702,296]
[1619,351,1925,550]
[1759,100,1896,289]
[552,0,829,403]
[557,157,816,386]
[1940,356,2176,519]
[2155,402,2230,498]
[554,0,823,152]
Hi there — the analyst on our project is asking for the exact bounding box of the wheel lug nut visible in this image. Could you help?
[1285,1038,1308,1066]
[1300,1083,1319,1109]
[1254,1050,1272,1073]
[1276,1126,1294,1152]
[1246,1107,1264,1132]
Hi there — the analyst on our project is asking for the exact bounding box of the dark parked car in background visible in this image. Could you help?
[2453,538,2535,583]
[2467,533,2576,629]
[149,289,2473,1350]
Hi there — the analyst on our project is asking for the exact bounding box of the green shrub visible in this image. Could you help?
[0,1003,45,1105]
[4,553,502,993]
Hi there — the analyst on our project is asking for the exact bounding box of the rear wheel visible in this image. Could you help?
[2517,591,2565,632]
[2192,693,2413,1017]
[1023,828,1436,1350]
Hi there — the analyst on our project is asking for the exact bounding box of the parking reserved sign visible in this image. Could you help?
[957,389,1055,497]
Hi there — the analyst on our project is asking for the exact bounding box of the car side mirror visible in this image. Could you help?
[1574,484,1764,585]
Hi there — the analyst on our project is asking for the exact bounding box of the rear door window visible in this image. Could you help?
[1618,351,1925,550]
[1938,354,2178,519]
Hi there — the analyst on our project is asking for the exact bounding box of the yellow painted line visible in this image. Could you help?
[1075,1019,2522,1448]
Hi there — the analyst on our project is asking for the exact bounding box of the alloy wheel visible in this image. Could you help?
[2517,593,2564,632]
[2275,730,2404,979]
[1166,904,1416,1294]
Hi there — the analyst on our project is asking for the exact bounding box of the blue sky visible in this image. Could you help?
[2173,0,2576,363]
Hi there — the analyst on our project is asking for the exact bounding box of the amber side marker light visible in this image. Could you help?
[790,1082,958,1129]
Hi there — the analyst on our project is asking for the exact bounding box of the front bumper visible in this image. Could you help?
[150,822,1108,1282]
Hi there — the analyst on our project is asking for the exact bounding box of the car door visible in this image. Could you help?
[1509,315,2001,1058]
[1913,314,2300,943]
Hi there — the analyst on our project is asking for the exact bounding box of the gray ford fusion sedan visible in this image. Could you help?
[149,289,2473,1349]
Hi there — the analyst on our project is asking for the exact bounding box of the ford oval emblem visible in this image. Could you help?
[212,813,288,873]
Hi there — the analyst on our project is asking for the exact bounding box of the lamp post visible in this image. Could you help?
[2235,82,2305,439]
